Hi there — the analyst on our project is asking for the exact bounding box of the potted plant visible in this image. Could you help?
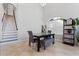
[75,18,79,43]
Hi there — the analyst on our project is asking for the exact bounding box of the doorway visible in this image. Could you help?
[47,17,63,42]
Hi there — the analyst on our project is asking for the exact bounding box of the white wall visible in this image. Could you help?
[0,3,4,39]
[16,3,44,40]
[43,3,79,35]
[44,3,79,23]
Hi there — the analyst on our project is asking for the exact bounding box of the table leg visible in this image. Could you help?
[52,34,55,44]
[37,37,40,52]
[29,39,31,46]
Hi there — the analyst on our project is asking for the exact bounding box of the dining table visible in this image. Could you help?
[33,33,55,52]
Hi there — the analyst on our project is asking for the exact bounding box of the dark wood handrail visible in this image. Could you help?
[13,10,18,30]
[2,13,5,31]
[2,13,5,22]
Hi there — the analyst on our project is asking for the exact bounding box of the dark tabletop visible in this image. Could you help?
[33,33,55,37]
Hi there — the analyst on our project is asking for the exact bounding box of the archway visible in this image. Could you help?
[47,17,63,42]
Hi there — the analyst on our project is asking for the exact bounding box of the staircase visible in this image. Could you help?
[0,3,18,43]
[0,31,17,43]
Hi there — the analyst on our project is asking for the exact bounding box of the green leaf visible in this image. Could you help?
[76,18,79,25]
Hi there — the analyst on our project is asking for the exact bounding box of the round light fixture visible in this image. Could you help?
[40,3,46,7]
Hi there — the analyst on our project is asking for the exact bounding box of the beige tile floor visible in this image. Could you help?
[0,40,79,56]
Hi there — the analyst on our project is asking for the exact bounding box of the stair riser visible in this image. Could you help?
[0,39,17,43]
[2,36,17,38]
[2,34,17,36]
